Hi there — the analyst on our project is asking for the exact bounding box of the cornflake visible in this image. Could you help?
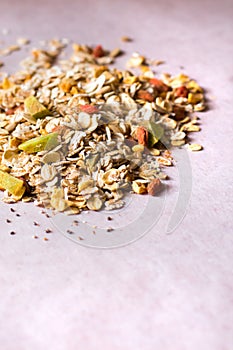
[0,38,206,216]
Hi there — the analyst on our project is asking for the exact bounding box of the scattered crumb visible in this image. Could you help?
[121,36,132,42]
[67,229,74,234]
[78,236,84,240]
[72,220,78,226]
[17,37,30,46]
[43,237,49,241]
[151,59,165,66]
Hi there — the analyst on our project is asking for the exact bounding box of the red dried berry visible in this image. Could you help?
[93,45,105,58]
[79,105,99,114]
[137,90,154,102]
[149,78,170,93]
[136,126,148,146]
[174,86,189,98]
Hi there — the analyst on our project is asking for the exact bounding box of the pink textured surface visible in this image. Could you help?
[0,0,233,349]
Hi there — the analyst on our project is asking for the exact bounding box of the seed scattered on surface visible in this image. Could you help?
[33,221,39,226]
[72,220,79,226]
[43,237,49,241]
[10,208,15,212]
[107,216,113,221]
[16,213,21,217]
[45,228,52,233]
[6,219,11,223]
[121,36,132,42]
[107,227,114,232]
[78,236,84,240]
[67,229,74,234]
[33,235,39,239]
[10,231,16,235]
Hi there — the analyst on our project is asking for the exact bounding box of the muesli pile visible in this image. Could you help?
[0,39,205,214]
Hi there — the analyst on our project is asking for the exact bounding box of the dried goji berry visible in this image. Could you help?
[136,126,148,146]
[93,45,105,58]
[174,86,189,98]
[137,90,154,102]
[149,78,170,93]
[79,105,99,114]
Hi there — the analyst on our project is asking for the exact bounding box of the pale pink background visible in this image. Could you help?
[0,0,233,349]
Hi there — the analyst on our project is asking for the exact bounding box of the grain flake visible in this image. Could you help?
[0,39,206,215]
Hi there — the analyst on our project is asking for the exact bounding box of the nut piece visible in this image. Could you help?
[147,178,162,196]
[132,180,148,194]
[136,126,148,146]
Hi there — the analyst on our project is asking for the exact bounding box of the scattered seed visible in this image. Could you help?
[6,219,11,223]
[107,227,114,232]
[43,237,49,241]
[67,229,74,234]
[107,216,113,221]
[45,228,52,233]
[33,221,40,226]
[121,36,132,42]
[10,231,16,235]
[10,208,15,212]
